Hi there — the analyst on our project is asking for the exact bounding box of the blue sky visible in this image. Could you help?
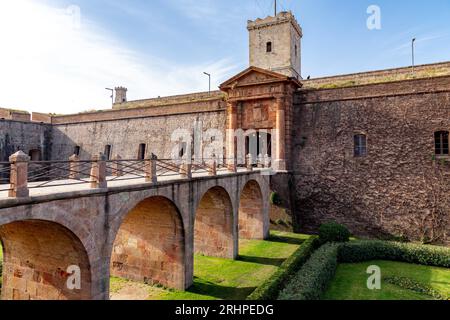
[1,0,450,113]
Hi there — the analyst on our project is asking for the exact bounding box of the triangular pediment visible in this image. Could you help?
[220,66,296,90]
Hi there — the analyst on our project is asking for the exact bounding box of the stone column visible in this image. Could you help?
[69,154,80,180]
[274,96,287,171]
[90,154,107,189]
[246,154,254,171]
[9,151,30,198]
[180,162,192,179]
[208,157,217,176]
[144,157,157,183]
[112,155,123,177]
[226,101,238,172]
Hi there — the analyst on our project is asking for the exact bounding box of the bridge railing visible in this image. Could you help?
[0,151,271,199]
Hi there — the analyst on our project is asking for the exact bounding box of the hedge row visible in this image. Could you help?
[246,236,320,300]
[278,243,339,300]
[339,240,450,268]
[384,276,446,300]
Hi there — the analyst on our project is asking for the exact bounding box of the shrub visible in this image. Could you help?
[247,237,320,300]
[384,276,447,300]
[338,240,450,268]
[278,243,339,300]
[319,222,350,244]
[270,192,282,206]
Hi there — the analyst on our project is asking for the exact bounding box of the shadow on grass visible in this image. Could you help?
[237,255,285,267]
[266,234,306,245]
[188,277,256,300]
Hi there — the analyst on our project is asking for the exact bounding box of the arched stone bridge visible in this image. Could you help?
[0,159,270,300]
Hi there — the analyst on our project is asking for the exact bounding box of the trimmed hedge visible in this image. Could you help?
[319,222,350,244]
[278,243,339,300]
[384,276,447,300]
[339,240,450,268]
[247,236,320,300]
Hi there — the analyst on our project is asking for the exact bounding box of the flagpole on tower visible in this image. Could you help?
[274,0,277,16]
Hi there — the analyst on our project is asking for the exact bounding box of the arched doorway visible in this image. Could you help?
[0,220,92,300]
[239,180,265,240]
[110,197,186,290]
[194,187,235,259]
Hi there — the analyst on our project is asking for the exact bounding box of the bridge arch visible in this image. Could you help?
[110,196,186,290]
[194,186,235,259]
[238,180,265,240]
[0,220,92,300]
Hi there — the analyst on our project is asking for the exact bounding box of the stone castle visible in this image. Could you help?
[1,11,449,244]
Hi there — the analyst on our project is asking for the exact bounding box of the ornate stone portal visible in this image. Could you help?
[220,66,301,171]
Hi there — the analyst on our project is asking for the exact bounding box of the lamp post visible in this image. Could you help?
[412,38,416,76]
[203,72,211,95]
[105,88,114,106]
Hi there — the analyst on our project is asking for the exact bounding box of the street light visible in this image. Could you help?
[203,72,211,94]
[412,38,416,76]
[105,88,114,106]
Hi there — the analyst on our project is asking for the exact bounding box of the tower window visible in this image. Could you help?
[354,134,367,157]
[435,131,449,156]
[74,146,81,156]
[138,144,146,160]
[295,44,298,57]
[266,41,272,53]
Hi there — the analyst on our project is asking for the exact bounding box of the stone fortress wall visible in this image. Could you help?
[291,75,450,243]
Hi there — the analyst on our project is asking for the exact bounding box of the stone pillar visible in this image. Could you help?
[69,154,80,180]
[144,157,157,183]
[246,154,254,171]
[264,154,271,168]
[208,157,217,176]
[226,101,238,172]
[112,155,123,177]
[90,154,107,189]
[257,154,264,168]
[9,151,30,198]
[180,162,192,179]
[274,96,287,171]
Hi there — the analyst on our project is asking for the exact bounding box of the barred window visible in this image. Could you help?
[354,134,367,157]
[435,131,449,156]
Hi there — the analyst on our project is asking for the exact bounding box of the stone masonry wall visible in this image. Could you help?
[291,76,450,244]
[51,110,226,161]
[0,120,52,162]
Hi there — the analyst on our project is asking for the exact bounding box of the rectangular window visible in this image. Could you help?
[354,134,367,157]
[435,131,449,156]
[266,41,272,53]
[74,146,81,156]
[138,144,146,160]
[104,145,112,160]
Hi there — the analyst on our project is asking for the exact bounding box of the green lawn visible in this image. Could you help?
[111,231,310,300]
[323,260,450,300]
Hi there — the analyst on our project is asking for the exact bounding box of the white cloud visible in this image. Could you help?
[0,0,237,114]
